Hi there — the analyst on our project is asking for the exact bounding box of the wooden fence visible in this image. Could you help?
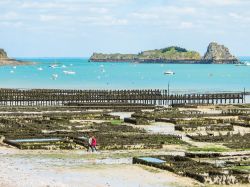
[0,88,245,106]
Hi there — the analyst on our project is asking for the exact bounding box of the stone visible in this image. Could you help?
[0,49,8,59]
[0,48,34,66]
[202,42,239,64]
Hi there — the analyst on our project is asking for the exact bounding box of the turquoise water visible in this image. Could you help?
[9,138,62,143]
[0,57,249,93]
[139,157,166,164]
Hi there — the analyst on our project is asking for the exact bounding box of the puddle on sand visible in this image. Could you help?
[139,157,166,164]
[142,122,176,135]
[109,112,134,120]
[8,138,62,143]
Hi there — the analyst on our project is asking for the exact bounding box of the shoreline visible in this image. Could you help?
[89,59,240,64]
[0,58,36,66]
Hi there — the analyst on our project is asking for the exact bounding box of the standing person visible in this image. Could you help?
[91,136,97,152]
[87,136,92,152]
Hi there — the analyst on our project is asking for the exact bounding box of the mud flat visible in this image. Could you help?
[127,104,250,185]
[1,104,250,186]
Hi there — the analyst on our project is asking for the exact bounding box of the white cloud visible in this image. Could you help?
[40,15,67,22]
[21,2,62,9]
[0,12,20,21]
[0,21,24,28]
[131,13,158,20]
[189,0,250,6]
[229,12,250,23]
[180,22,194,29]
[89,7,109,14]
[77,15,128,26]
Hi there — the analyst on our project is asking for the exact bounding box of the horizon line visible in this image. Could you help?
[14,56,250,59]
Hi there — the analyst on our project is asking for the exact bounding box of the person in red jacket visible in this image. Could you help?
[90,136,97,152]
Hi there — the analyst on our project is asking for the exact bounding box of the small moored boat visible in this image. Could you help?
[52,74,58,80]
[49,64,58,68]
[63,70,76,75]
[164,70,175,75]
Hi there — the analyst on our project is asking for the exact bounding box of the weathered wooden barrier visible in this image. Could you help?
[0,88,245,106]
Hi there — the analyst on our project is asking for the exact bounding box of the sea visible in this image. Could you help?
[0,57,249,94]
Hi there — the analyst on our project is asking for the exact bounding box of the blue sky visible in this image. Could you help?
[0,0,249,57]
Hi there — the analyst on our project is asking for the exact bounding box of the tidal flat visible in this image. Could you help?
[1,104,250,186]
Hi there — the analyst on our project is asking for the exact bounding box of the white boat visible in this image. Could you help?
[62,65,67,68]
[13,66,17,69]
[10,70,14,74]
[164,71,175,75]
[235,64,246,66]
[235,62,250,66]
[52,74,58,80]
[63,70,76,75]
[37,67,43,71]
[49,64,58,68]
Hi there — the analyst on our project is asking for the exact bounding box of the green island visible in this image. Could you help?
[90,42,240,64]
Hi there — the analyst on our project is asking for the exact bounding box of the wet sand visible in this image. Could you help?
[0,145,200,187]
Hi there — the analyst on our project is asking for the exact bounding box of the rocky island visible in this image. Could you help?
[0,49,34,66]
[90,42,240,64]
[202,42,239,64]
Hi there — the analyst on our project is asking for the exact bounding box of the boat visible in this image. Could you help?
[49,64,58,68]
[235,62,250,66]
[52,74,58,80]
[164,71,175,75]
[63,70,76,75]
[235,64,246,66]
[10,70,14,74]
[37,67,43,71]
[62,65,67,68]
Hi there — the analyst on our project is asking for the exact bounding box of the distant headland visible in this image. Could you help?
[89,42,240,64]
[0,49,34,66]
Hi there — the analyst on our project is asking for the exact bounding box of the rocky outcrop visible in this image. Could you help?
[0,49,34,66]
[202,42,239,64]
[0,49,8,59]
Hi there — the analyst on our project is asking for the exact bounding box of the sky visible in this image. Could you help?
[0,0,249,57]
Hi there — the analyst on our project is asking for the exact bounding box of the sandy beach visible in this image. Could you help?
[0,144,201,187]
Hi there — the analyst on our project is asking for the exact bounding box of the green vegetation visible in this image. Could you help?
[231,166,250,173]
[110,119,123,125]
[90,53,137,61]
[188,146,229,152]
[138,46,201,60]
[90,46,201,61]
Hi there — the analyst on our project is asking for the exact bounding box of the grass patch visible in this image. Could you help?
[232,166,250,171]
[231,166,250,173]
[188,146,229,152]
[139,165,162,173]
[110,119,123,125]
